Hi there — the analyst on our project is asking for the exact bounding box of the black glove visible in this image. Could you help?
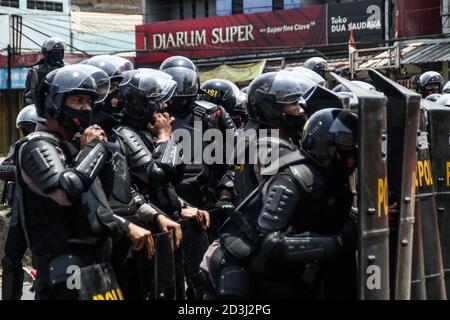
[336,220,357,255]
[215,195,234,212]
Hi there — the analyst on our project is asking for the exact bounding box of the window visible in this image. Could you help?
[205,0,209,17]
[273,0,284,10]
[44,1,54,10]
[0,0,19,8]
[27,0,64,12]
[232,0,243,14]
[179,0,184,19]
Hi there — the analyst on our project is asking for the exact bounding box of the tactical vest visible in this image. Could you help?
[220,150,354,262]
[15,131,111,256]
[100,136,137,217]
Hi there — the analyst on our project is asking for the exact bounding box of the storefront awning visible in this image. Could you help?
[358,39,450,69]
[199,60,266,85]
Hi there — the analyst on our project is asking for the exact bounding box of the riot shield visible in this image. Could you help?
[179,219,210,299]
[302,85,343,117]
[413,104,446,300]
[331,73,389,300]
[411,197,427,300]
[79,263,124,300]
[425,101,450,297]
[153,231,177,300]
[369,69,421,300]
[174,241,186,300]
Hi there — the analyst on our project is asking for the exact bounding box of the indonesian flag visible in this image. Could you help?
[395,9,399,39]
[349,28,356,54]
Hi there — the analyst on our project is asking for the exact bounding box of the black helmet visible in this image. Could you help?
[81,55,134,84]
[82,55,134,118]
[159,56,198,97]
[436,94,450,107]
[418,71,443,98]
[41,37,65,67]
[247,70,312,140]
[200,78,246,115]
[442,80,450,94]
[16,104,39,135]
[303,57,328,78]
[290,66,326,86]
[16,104,39,129]
[118,68,177,128]
[36,64,110,132]
[301,108,358,169]
[424,93,442,102]
[333,80,376,93]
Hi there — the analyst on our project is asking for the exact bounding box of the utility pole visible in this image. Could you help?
[6,44,13,147]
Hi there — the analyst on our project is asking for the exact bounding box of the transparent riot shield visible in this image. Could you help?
[332,72,389,300]
[369,69,421,300]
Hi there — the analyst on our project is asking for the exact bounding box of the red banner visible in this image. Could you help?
[135,5,326,64]
[397,0,441,38]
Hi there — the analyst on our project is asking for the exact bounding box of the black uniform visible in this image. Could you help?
[24,61,61,106]
[24,37,65,106]
[1,147,28,300]
[201,108,358,300]
[15,127,127,299]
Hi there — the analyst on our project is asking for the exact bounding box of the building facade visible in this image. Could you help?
[143,0,363,23]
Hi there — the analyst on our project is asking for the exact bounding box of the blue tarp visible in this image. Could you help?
[0,68,29,89]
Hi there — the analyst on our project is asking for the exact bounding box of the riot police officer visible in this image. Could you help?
[160,56,238,211]
[303,57,328,78]
[116,67,210,300]
[417,71,444,98]
[1,105,39,300]
[16,64,153,300]
[200,78,248,129]
[81,57,183,299]
[201,108,358,300]
[24,37,65,106]
[234,70,311,203]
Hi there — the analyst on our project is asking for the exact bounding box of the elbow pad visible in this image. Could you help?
[261,231,340,265]
[73,140,108,189]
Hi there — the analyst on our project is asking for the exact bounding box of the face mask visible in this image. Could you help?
[333,148,357,176]
[91,108,120,132]
[167,97,195,117]
[285,113,308,132]
[47,50,64,67]
[60,106,92,133]
[103,90,123,113]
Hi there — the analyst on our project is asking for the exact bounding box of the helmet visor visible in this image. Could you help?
[49,64,110,103]
[120,69,177,102]
[81,55,134,79]
[330,110,358,146]
[271,70,315,104]
[290,67,326,86]
[163,67,198,96]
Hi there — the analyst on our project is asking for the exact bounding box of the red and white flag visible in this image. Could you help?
[349,27,356,54]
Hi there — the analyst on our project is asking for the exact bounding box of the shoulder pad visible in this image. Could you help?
[23,131,60,145]
[288,161,323,194]
[20,136,65,193]
[260,150,305,177]
[258,174,300,232]
[256,136,296,153]
[114,126,152,169]
[256,137,298,176]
